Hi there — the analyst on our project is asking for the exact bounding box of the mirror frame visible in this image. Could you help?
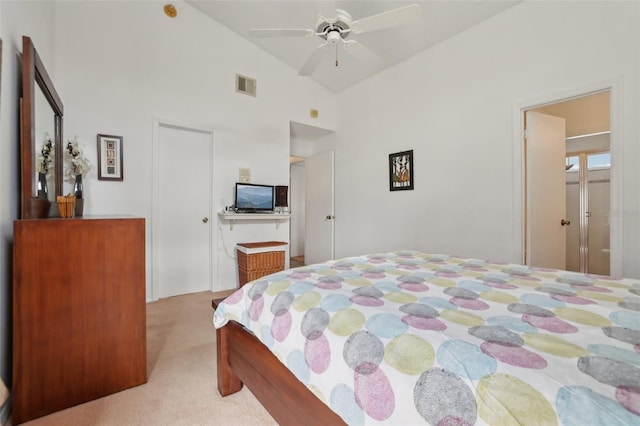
[21,35,63,218]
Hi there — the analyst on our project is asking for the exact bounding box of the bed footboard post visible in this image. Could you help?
[216,325,242,396]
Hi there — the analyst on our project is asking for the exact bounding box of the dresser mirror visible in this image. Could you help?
[20,35,63,218]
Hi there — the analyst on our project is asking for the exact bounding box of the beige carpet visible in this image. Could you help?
[16,291,278,426]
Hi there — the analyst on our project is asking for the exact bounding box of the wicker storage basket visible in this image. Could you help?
[236,242,287,287]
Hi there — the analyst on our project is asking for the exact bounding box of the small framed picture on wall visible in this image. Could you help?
[97,134,123,181]
[389,149,414,191]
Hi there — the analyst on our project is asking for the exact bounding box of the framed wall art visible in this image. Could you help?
[389,149,414,191]
[97,134,123,181]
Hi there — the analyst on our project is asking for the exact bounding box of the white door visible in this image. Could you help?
[526,111,567,269]
[305,150,334,265]
[155,123,213,298]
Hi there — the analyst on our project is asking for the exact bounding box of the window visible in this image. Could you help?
[566,156,580,171]
[566,151,610,171]
[588,152,611,169]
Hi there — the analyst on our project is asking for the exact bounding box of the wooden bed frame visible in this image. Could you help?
[215,316,346,425]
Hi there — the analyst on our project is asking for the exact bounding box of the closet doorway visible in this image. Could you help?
[525,90,612,274]
[152,121,215,299]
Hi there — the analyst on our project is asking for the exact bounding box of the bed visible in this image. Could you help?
[213,251,640,425]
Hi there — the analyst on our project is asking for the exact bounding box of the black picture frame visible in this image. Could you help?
[389,150,414,191]
[97,134,124,181]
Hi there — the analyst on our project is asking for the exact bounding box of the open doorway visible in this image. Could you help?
[523,90,613,274]
[290,156,305,267]
[289,122,335,267]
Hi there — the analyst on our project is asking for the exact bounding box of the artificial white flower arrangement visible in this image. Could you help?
[64,136,92,181]
[36,134,54,174]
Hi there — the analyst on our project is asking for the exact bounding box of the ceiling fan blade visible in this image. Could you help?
[299,44,329,76]
[342,40,381,66]
[351,4,422,34]
[316,0,337,21]
[249,28,315,38]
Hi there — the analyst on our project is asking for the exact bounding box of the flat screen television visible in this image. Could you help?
[234,183,274,212]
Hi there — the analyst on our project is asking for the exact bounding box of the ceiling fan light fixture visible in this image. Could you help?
[327,31,341,44]
[249,3,422,76]
[316,9,352,40]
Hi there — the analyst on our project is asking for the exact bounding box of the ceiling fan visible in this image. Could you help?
[248,2,422,76]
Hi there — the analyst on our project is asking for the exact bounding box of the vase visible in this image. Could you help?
[74,174,84,217]
[37,172,48,199]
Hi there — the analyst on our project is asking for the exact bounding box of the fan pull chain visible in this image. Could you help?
[335,42,339,67]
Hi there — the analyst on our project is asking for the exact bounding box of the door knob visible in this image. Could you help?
[202,217,209,223]
[561,219,570,226]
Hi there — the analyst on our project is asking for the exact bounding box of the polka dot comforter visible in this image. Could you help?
[213,251,640,425]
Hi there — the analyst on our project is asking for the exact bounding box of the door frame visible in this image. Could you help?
[151,118,216,301]
[512,79,623,276]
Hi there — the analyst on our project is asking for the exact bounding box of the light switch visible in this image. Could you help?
[239,168,250,183]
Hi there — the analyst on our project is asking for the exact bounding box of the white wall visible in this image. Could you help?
[0,0,58,394]
[52,1,337,293]
[0,0,337,386]
[329,1,640,278]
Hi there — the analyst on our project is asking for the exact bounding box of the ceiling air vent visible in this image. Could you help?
[236,74,256,97]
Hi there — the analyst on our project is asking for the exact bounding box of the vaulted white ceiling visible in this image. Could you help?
[186,1,521,93]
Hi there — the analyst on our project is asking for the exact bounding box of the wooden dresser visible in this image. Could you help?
[12,218,147,424]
